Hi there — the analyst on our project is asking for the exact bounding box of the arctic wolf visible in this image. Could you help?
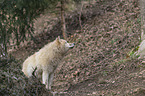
[22,36,74,90]
[136,40,145,59]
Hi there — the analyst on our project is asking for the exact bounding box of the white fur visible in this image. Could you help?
[137,40,145,59]
[22,37,74,90]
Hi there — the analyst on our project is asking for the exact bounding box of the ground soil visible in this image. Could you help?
[1,0,145,96]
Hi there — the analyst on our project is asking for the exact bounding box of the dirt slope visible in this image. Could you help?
[53,0,144,95]
[1,0,145,96]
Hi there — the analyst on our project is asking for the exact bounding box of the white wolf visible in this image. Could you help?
[22,36,74,90]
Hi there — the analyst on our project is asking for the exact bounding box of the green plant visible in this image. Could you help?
[0,0,61,59]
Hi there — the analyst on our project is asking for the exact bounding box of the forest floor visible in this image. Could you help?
[1,0,145,96]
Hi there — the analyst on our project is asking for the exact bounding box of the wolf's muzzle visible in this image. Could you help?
[69,43,75,48]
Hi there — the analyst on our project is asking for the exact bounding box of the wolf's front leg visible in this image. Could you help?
[48,73,54,90]
[42,71,49,89]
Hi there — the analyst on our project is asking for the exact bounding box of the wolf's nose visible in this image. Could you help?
[71,43,75,46]
[69,43,75,48]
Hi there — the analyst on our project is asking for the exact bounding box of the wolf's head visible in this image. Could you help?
[55,36,75,53]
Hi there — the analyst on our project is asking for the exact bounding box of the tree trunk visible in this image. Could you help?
[140,0,145,41]
[61,0,67,40]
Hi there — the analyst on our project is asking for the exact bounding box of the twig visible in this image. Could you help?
[79,3,83,32]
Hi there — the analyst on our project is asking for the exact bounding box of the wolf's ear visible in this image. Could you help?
[56,36,60,44]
